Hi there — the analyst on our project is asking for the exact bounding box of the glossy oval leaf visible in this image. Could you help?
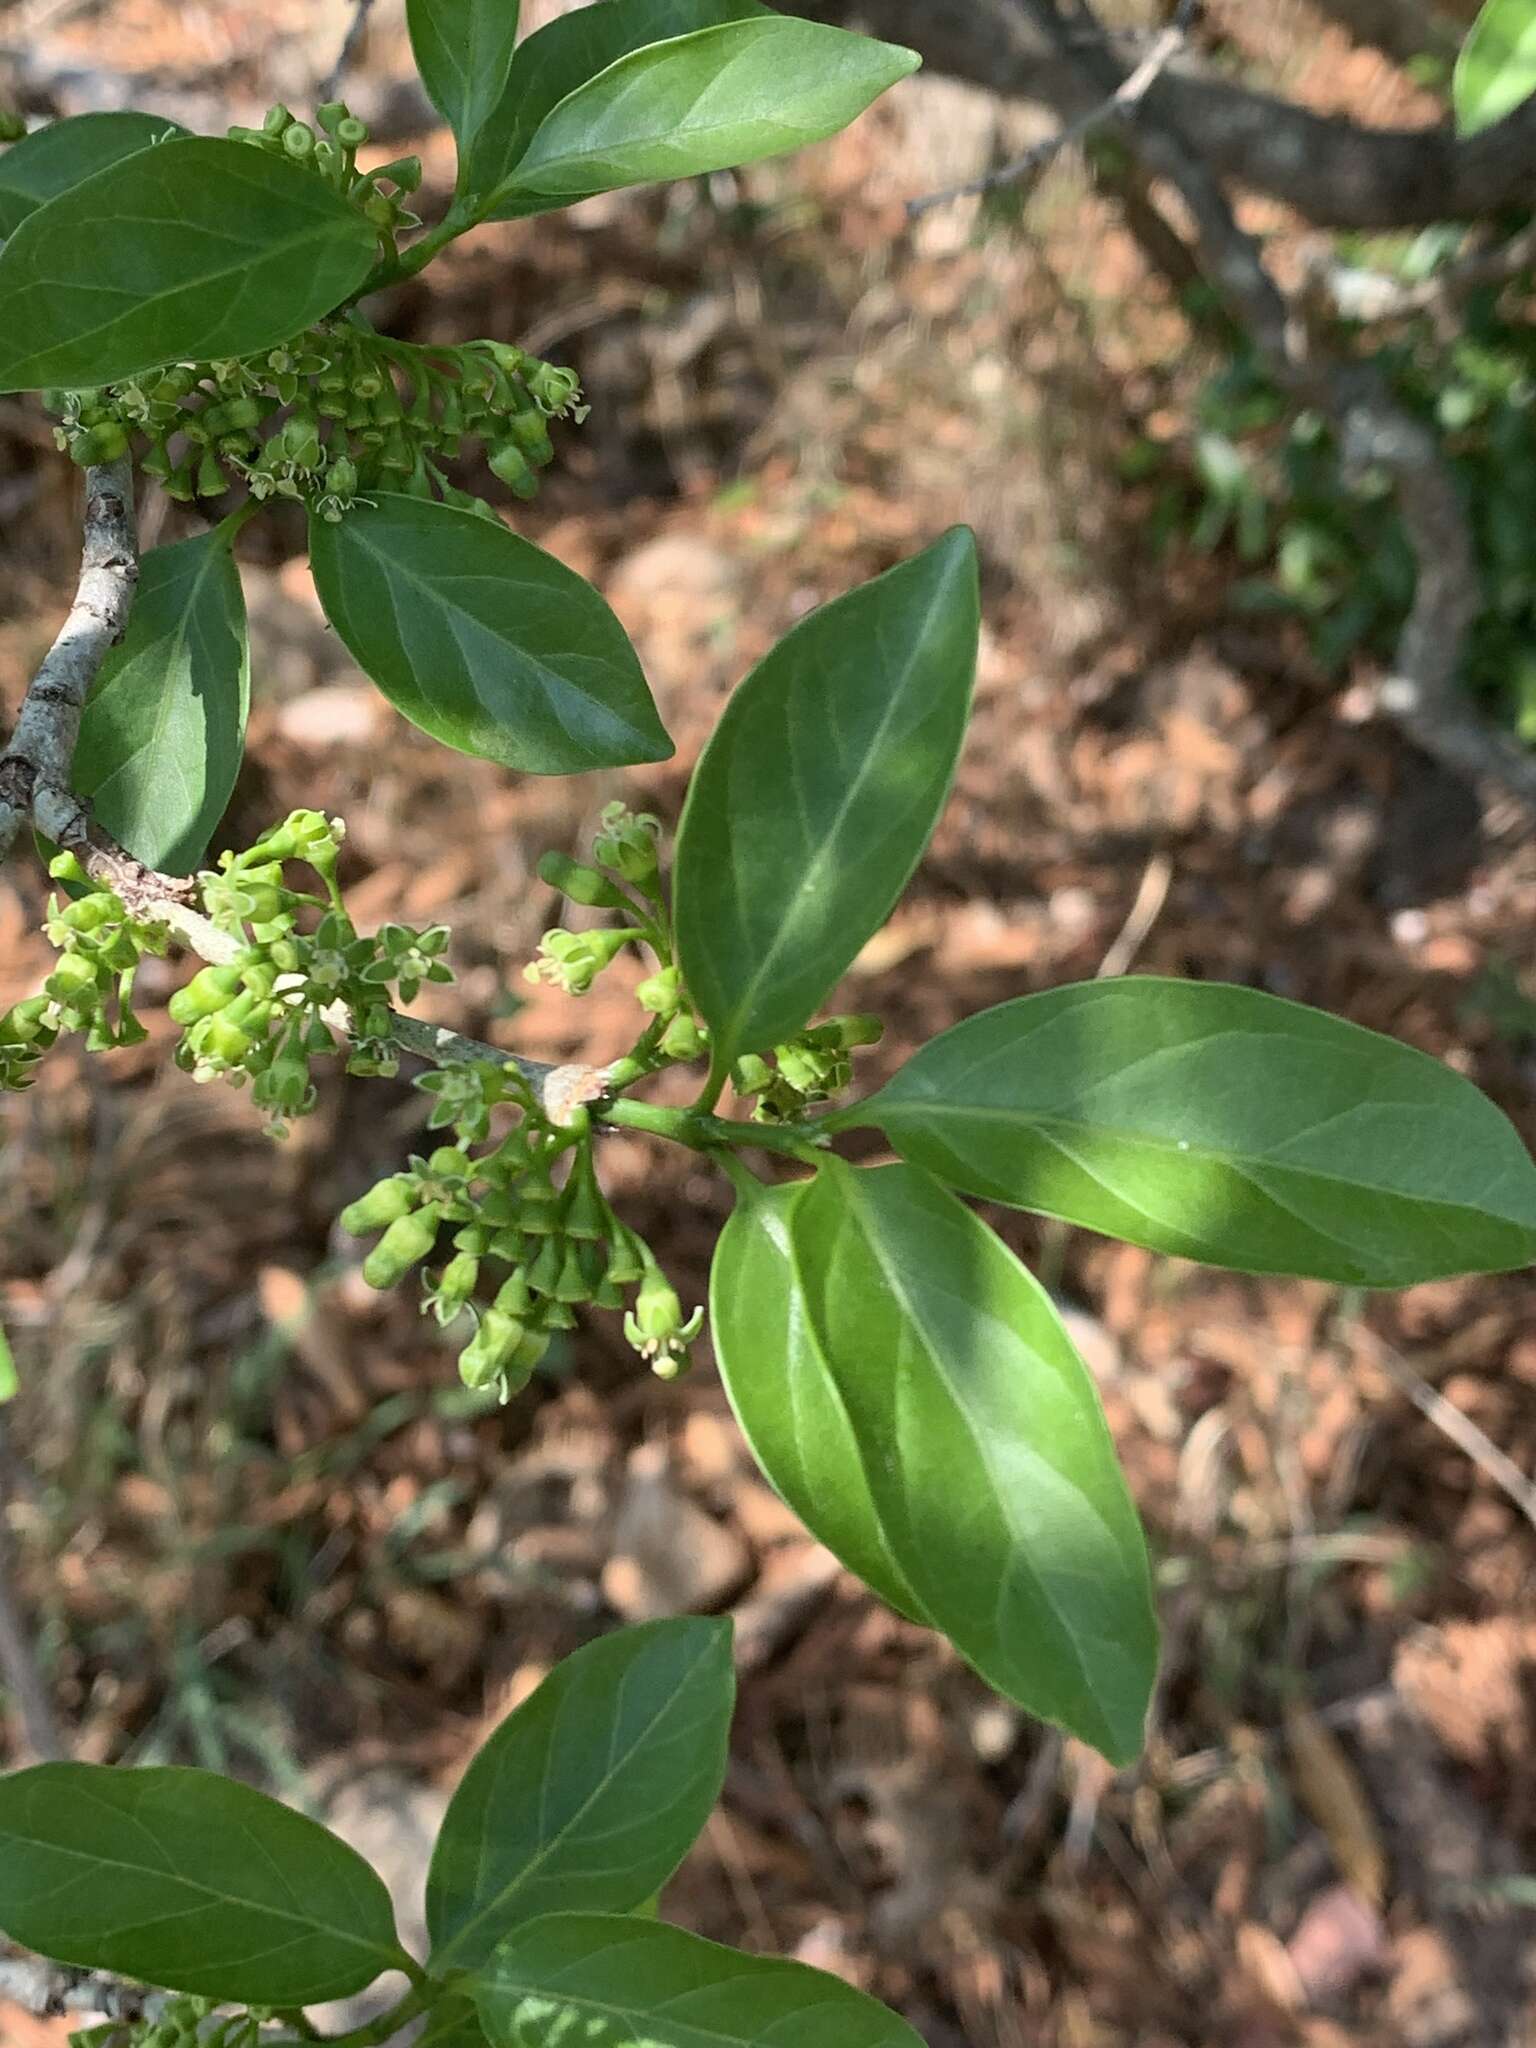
[674,529,978,1081]
[842,978,1536,1285]
[0,137,378,392]
[475,1913,925,2048]
[428,1619,734,1971]
[0,1762,402,2004]
[308,495,671,773]
[408,0,523,164]
[1455,0,1536,133]
[714,1161,1158,1763]
[710,1177,930,1627]
[468,0,771,211]
[496,16,918,209]
[0,112,187,241]
[72,528,249,875]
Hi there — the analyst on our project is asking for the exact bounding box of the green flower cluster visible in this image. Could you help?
[344,1098,701,1396]
[49,97,589,519]
[168,810,451,1130]
[51,317,586,520]
[732,1013,885,1123]
[227,100,422,254]
[0,856,170,1090]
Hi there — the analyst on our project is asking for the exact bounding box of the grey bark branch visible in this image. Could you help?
[1007,0,1536,818]
[0,1953,169,2022]
[792,0,1536,230]
[907,3,1194,216]
[0,458,138,864]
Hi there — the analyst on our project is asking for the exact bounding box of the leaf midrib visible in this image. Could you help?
[0,1820,394,1966]
[875,1097,1530,1226]
[431,1635,718,1969]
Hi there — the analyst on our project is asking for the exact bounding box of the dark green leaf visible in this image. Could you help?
[1455,0,1536,132]
[713,1162,1158,1763]
[417,1997,491,2048]
[428,1619,733,1971]
[674,530,977,1081]
[0,138,378,392]
[308,495,671,773]
[467,0,769,210]
[841,978,1536,1284]
[408,0,523,164]
[72,528,249,875]
[0,1762,403,2003]
[0,112,187,241]
[475,1913,925,2048]
[493,15,918,210]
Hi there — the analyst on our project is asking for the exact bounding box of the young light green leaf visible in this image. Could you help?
[840,978,1536,1285]
[408,0,523,166]
[0,1316,15,1403]
[466,0,771,209]
[493,16,918,210]
[72,529,249,875]
[1455,0,1536,133]
[674,530,977,1083]
[308,495,671,774]
[0,1762,403,2004]
[428,1619,733,1971]
[713,1161,1158,1764]
[0,137,378,392]
[475,1913,926,2048]
[0,112,187,241]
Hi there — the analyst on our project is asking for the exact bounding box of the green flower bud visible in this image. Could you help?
[436,1250,480,1306]
[537,851,627,909]
[558,1152,610,1241]
[339,1173,418,1235]
[552,1240,591,1304]
[458,1310,522,1389]
[362,1203,443,1288]
[604,1227,647,1287]
[337,116,370,149]
[494,1269,534,1318]
[282,121,315,160]
[315,101,348,134]
[168,962,244,1024]
[659,1013,704,1062]
[526,1233,565,1295]
[263,104,295,137]
[539,1300,577,1331]
[633,1268,685,1343]
[636,967,682,1016]
[428,1145,473,1182]
[488,440,538,499]
[45,953,99,1002]
[732,1053,773,1095]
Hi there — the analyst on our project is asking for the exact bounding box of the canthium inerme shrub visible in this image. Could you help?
[1,3,1534,2044]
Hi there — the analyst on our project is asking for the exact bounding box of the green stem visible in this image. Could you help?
[353,195,481,299]
[603,1096,829,1165]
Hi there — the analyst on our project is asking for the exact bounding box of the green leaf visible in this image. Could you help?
[1455,0,1536,132]
[493,15,918,211]
[475,1913,925,2048]
[308,495,671,774]
[417,1998,491,2048]
[0,1762,403,2004]
[428,1619,733,1971]
[408,0,523,165]
[840,978,1536,1285]
[0,137,378,393]
[712,1162,1157,1763]
[467,0,771,210]
[72,529,249,875]
[0,112,187,242]
[674,529,977,1082]
[0,1316,15,1403]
